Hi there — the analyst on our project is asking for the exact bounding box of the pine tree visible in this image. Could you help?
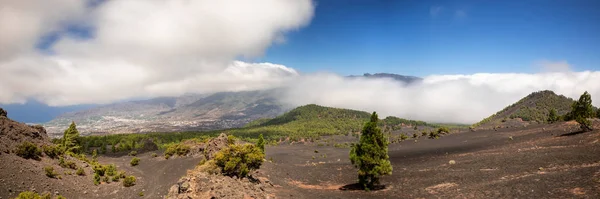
[62,121,80,153]
[571,91,594,131]
[547,109,558,123]
[349,112,392,190]
[257,134,265,154]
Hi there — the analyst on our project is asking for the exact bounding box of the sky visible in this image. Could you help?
[1,0,599,124]
[258,0,600,76]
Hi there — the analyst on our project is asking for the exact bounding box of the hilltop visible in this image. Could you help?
[474,90,575,128]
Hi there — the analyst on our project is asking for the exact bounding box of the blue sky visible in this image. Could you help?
[255,0,600,76]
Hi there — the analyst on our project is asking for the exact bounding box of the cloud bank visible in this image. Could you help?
[1,0,599,124]
[281,71,600,124]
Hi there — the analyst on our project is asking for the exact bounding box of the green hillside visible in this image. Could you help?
[78,104,436,151]
[474,90,575,127]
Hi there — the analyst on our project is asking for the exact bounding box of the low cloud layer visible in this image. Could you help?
[1,0,599,124]
[281,71,600,124]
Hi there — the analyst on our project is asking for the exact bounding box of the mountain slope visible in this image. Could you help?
[474,90,576,127]
[44,90,289,137]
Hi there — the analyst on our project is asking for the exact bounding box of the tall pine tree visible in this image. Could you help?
[62,121,80,153]
[257,134,265,154]
[349,112,392,190]
[571,91,594,131]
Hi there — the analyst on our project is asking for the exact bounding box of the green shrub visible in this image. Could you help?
[400,134,408,141]
[105,164,117,176]
[151,153,158,157]
[412,133,419,138]
[123,176,136,187]
[16,142,42,160]
[256,134,265,153]
[91,149,98,160]
[112,175,121,182]
[93,173,101,185]
[92,164,106,176]
[164,154,171,159]
[76,167,85,176]
[55,195,66,199]
[44,166,57,178]
[227,135,236,145]
[164,144,190,157]
[130,157,140,166]
[42,145,62,159]
[103,176,110,183]
[128,151,137,156]
[138,192,144,197]
[437,127,450,135]
[60,160,77,170]
[214,143,264,178]
[422,131,428,136]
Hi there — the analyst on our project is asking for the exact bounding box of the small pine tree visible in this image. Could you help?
[349,112,392,190]
[257,134,265,154]
[62,121,80,153]
[571,91,594,131]
[547,109,559,123]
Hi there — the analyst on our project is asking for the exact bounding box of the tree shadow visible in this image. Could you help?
[338,183,386,191]
[559,130,588,137]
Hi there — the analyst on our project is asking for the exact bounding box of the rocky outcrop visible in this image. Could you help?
[0,113,49,153]
[166,172,272,199]
[203,133,229,159]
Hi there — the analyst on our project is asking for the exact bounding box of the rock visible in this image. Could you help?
[180,182,190,193]
[204,133,229,159]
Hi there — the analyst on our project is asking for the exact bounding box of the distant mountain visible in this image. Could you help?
[0,101,96,123]
[347,73,422,84]
[44,90,290,137]
[474,90,577,127]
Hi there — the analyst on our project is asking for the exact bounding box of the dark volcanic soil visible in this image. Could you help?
[261,120,600,198]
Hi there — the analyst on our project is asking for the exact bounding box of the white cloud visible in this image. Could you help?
[280,71,600,124]
[430,6,443,17]
[0,0,315,105]
[455,10,467,19]
[536,60,572,73]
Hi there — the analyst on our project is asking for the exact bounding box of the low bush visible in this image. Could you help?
[112,175,121,182]
[42,145,62,159]
[60,160,77,170]
[164,144,191,157]
[151,153,158,157]
[130,157,140,166]
[105,164,117,176]
[128,151,137,156]
[103,176,110,183]
[400,134,408,141]
[16,142,42,160]
[76,167,85,176]
[92,164,106,176]
[14,191,60,199]
[123,176,136,187]
[93,173,101,185]
[214,143,264,178]
[44,166,57,178]
[437,127,450,135]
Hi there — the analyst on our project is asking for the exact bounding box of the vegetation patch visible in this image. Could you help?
[214,143,264,178]
[16,141,42,160]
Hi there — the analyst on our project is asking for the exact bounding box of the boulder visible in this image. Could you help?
[204,133,229,160]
